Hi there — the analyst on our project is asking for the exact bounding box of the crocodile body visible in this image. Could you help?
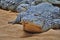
[8,3,60,32]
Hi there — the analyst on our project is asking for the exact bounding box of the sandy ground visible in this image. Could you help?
[0,9,60,40]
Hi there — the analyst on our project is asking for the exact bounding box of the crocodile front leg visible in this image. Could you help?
[8,13,21,24]
[8,12,28,24]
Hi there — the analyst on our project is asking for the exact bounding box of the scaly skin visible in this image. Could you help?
[8,2,60,32]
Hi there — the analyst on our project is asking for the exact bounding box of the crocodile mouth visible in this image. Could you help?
[22,21,43,33]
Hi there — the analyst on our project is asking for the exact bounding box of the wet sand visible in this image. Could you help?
[0,9,60,40]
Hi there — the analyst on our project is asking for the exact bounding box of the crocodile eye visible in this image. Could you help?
[34,14,41,16]
[34,14,38,16]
